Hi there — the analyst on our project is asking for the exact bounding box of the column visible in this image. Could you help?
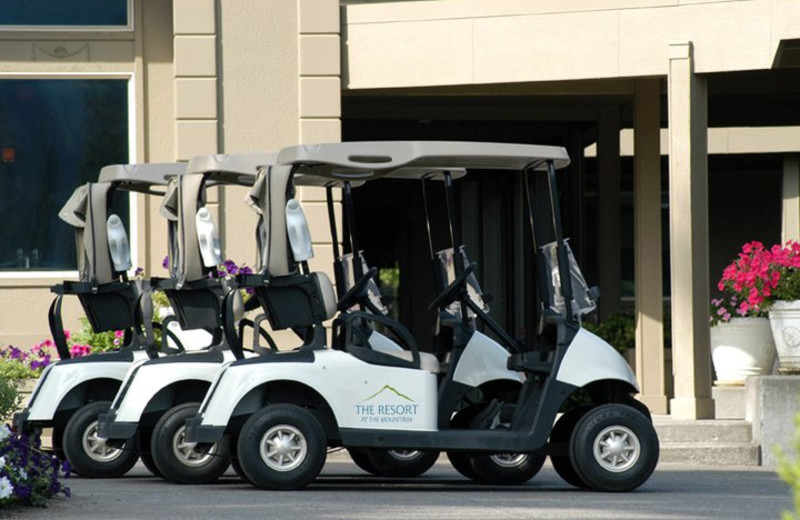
[667,42,714,419]
[597,107,622,319]
[634,78,668,414]
[783,155,800,244]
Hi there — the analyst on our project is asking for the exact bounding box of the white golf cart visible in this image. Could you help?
[14,163,184,477]
[185,141,659,492]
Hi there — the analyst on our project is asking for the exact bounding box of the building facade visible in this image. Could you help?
[1,0,799,420]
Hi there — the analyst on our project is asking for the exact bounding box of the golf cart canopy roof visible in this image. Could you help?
[186,153,276,186]
[97,163,186,193]
[277,141,570,180]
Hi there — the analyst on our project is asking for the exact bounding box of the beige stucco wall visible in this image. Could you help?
[343,0,800,89]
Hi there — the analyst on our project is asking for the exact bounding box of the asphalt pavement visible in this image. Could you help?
[3,457,792,520]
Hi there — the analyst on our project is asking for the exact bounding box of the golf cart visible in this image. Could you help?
[14,162,185,477]
[185,141,659,492]
[97,153,274,484]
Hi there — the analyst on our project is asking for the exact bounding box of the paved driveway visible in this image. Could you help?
[6,458,792,520]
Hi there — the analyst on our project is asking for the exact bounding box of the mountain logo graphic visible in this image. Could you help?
[363,385,414,402]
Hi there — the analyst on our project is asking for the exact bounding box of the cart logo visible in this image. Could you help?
[355,385,419,424]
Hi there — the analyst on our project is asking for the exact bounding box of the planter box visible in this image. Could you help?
[711,317,776,385]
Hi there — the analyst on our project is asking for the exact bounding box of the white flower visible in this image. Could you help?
[0,456,5,467]
[0,476,13,500]
[0,426,10,443]
[17,469,26,481]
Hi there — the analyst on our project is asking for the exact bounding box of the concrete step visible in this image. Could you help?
[653,418,753,443]
[658,441,761,466]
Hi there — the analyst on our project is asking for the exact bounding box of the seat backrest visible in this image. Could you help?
[246,164,295,278]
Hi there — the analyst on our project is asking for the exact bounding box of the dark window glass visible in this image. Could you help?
[0,80,129,270]
[0,0,128,26]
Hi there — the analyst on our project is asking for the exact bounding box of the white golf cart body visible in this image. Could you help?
[16,163,184,432]
[98,153,271,440]
[188,141,639,451]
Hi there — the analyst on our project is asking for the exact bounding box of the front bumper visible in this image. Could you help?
[97,410,138,440]
[184,415,225,444]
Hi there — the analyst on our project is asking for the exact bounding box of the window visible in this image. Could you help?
[0,0,129,28]
[0,79,129,270]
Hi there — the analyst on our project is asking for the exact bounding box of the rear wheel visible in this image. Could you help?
[137,429,162,478]
[62,401,139,478]
[151,403,230,484]
[569,404,659,492]
[468,405,544,485]
[365,449,439,478]
[237,404,326,490]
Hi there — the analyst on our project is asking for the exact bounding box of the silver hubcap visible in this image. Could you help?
[172,425,216,467]
[260,424,307,472]
[593,425,640,473]
[489,452,528,468]
[82,420,123,463]
[388,450,421,461]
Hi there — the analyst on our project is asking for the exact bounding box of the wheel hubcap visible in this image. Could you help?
[260,424,307,472]
[593,425,640,473]
[82,420,123,463]
[172,425,216,467]
[388,449,421,461]
[489,452,528,468]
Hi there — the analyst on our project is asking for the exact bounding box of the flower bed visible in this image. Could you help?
[0,426,70,507]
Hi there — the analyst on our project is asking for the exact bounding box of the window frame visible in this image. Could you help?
[0,72,138,280]
[0,0,133,32]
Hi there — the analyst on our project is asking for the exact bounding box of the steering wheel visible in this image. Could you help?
[428,262,477,311]
[337,267,378,312]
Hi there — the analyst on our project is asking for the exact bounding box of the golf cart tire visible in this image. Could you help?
[347,448,379,475]
[364,448,440,478]
[151,402,231,484]
[446,405,483,480]
[237,404,327,490]
[51,425,66,462]
[228,431,254,485]
[549,408,590,489]
[137,429,162,478]
[469,451,545,485]
[569,403,659,492]
[62,400,139,478]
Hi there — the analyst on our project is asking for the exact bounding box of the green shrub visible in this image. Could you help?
[0,380,20,425]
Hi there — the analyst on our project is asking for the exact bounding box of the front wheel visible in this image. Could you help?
[62,401,139,478]
[237,404,327,490]
[569,403,659,492]
[151,403,231,484]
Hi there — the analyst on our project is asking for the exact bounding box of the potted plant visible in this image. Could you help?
[711,241,777,384]
[762,241,800,374]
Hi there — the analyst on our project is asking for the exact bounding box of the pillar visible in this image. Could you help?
[667,42,714,419]
[597,107,622,319]
[783,155,800,244]
[634,78,668,414]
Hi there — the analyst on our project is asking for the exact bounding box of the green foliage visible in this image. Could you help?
[68,318,120,353]
[0,379,21,425]
[775,269,800,302]
[0,362,37,383]
[583,313,636,354]
[776,411,800,520]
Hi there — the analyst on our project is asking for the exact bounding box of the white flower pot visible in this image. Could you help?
[769,300,800,374]
[711,317,777,384]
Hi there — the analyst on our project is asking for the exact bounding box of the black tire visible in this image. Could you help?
[51,425,66,462]
[348,448,379,475]
[228,431,252,484]
[467,405,544,485]
[365,449,439,478]
[569,403,659,492]
[137,429,162,478]
[151,403,231,484]
[446,405,482,480]
[237,404,327,490]
[62,401,139,478]
[549,408,590,488]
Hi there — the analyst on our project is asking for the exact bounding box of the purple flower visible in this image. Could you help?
[222,259,238,275]
[134,267,144,277]
[162,255,169,269]
[239,265,253,276]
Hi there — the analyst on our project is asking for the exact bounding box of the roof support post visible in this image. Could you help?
[783,155,800,244]
[634,78,668,414]
[597,106,622,319]
[667,42,714,420]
